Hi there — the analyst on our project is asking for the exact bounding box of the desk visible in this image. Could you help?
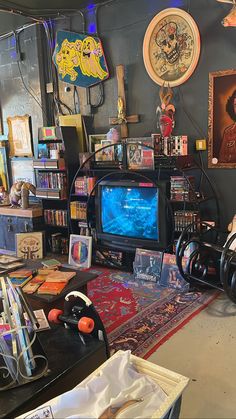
[22,260,98,316]
[0,326,107,419]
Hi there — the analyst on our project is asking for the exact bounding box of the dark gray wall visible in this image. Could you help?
[57,0,236,229]
[0,13,43,145]
[0,0,235,229]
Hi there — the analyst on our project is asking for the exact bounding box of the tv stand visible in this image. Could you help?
[68,141,220,270]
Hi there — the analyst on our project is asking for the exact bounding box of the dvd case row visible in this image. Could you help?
[36,172,67,190]
[133,248,189,290]
[174,210,200,232]
[44,209,68,227]
[152,134,188,156]
[70,201,87,220]
[75,176,97,196]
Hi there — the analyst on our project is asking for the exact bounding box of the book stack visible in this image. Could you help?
[22,274,47,294]
[33,158,65,169]
[41,259,62,269]
[170,176,195,201]
[174,210,200,232]
[37,270,76,295]
[70,201,87,220]
[44,209,68,227]
[74,176,97,196]
[8,269,34,288]
[133,248,163,283]
[0,255,25,275]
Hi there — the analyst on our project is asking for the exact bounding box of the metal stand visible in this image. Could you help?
[176,221,236,303]
[0,277,48,390]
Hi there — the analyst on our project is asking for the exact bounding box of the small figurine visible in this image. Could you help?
[0,186,10,206]
[9,181,36,208]
[106,127,120,143]
[156,83,175,139]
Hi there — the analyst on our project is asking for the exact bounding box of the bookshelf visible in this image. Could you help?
[33,126,80,253]
[68,139,220,269]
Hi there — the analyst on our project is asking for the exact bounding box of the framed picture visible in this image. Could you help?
[16,232,44,259]
[68,234,92,268]
[88,134,107,153]
[208,69,236,168]
[7,115,33,157]
[143,8,201,87]
[11,158,35,186]
[0,146,9,191]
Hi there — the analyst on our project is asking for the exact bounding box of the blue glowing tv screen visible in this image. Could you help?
[101,185,158,240]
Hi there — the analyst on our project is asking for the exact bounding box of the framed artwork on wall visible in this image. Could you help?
[0,146,9,192]
[7,115,33,157]
[208,69,236,168]
[143,8,201,87]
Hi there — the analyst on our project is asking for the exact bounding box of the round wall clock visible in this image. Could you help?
[143,8,201,87]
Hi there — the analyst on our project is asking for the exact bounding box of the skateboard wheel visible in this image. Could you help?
[48,309,63,324]
[78,317,95,333]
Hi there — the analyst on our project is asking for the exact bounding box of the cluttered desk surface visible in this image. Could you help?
[0,326,107,419]
[0,256,107,418]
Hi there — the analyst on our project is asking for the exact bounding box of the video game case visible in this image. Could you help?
[160,253,188,290]
[133,248,163,283]
[126,137,154,170]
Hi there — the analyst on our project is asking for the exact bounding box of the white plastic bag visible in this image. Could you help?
[16,351,167,419]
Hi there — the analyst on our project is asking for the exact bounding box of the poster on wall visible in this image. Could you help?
[53,30,109,87]
[208,69,236,168]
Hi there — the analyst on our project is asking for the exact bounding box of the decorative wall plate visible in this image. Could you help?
[143,8,201,87]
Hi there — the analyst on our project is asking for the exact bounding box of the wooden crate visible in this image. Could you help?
[80,350,189,418]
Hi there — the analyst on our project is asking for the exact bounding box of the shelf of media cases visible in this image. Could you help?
[68,142,220,270]
[33,126,81,254]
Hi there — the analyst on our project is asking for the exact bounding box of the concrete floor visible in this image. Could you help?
[148,293,236,419]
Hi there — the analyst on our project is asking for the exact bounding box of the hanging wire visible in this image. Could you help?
[14,31,48,119]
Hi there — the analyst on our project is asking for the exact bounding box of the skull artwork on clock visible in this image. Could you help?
[156,22,180,65]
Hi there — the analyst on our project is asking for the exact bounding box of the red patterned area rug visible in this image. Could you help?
[87,267,220,359]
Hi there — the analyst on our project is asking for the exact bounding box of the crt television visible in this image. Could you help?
[96,179,171,251]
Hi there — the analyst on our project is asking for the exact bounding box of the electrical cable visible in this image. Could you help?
[14,32,48,120]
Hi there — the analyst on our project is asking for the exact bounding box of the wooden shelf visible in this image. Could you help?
[0,206,43,218]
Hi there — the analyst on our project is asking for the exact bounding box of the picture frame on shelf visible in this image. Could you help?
[208,69,236,168]
[11,158,35,186]
[88,134,107,153]
[0,146,9,191]
[143,8,201,87]
[7,115,33,157]
[16,232,44,260]
[68,234,92,268]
